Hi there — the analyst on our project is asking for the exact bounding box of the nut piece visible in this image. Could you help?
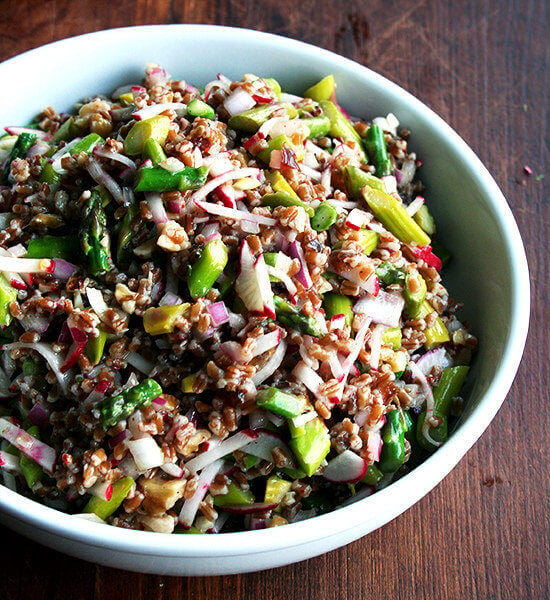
[140,477,187,514]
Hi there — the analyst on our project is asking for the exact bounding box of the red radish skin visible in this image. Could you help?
[322,450,368,484]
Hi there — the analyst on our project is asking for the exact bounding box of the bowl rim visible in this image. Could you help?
[0,23,530,557]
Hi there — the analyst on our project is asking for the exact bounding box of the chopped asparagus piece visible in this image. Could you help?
[98,379,162,428]
[83,476,134,519]
[256,387,307,418]
[304,75,335,102]
[261,191,314,217]
[142,304,190,336]
[124,115,171,155]
[361,186,431,246]
[364,124,391,177]
[188,238,228,300]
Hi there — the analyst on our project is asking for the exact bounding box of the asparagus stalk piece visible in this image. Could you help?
[364,124,392,177]
[98,379,163,428]
[80,190,113,274]
[361,186,431,246]
[1,132,36,184]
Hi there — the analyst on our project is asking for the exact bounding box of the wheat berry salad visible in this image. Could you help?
[0,65,477,534]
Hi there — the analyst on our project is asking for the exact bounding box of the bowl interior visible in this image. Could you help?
[0,25,529,554]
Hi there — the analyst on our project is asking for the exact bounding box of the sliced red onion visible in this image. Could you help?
[86,158,123,204]
[145,193,169,226]
[0,256,53,274]
[108,429,129,449]
[2,342,70,393]
[49,136,82,161]
[185,430,258,473]
[5,126,51,140]
[126,352,154,375]
[132,102,186,120]
[178,458,224,528]
[252,340,287,386]
[52,258,77,280]
[235,201,260,233]
[224,88,256,116]
[93,146,137,171]
[0,449,21,473]
[323,449,368,483]
[159,292,180,308]
[222,502,279,514]
[208,301,230,327]
[408,361,439,447]
[415,348,453,376]
[0,417,56,472]
[27,402,49,426]
[60,326,88,373]
[220,341,248,363]
[127,434,164,470]
[354,290,405,328]
[289,240,312,289]
[27,141,51,158]
[190,167,262,203]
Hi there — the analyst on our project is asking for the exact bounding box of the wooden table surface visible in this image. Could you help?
[0,1,547,598]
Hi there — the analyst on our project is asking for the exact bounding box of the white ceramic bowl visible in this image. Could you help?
[0,25,529,575]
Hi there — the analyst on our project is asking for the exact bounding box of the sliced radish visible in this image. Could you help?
[254,253,275,319]
[415,348,453,376]
[323,450,368,483]
[236,240,264,314]
[345,208,370,231]
[251,329,282,358]
[289,241,312,289]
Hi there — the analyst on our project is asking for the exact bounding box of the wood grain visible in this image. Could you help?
[0,1,547,598]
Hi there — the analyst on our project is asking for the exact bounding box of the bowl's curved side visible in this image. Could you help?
[0,25,530,574]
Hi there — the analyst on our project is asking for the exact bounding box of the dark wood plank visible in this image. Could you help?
[0,0,547,598]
